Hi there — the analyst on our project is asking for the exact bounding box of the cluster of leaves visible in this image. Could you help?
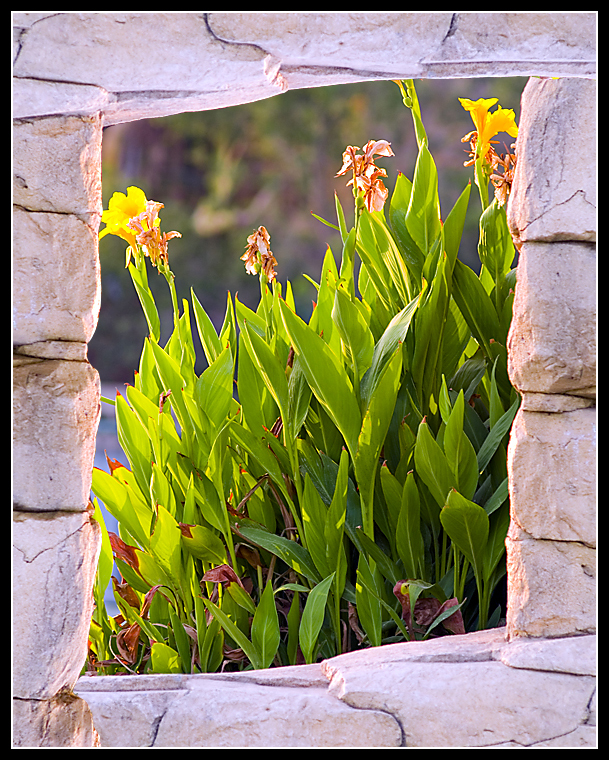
[86,81,519,676]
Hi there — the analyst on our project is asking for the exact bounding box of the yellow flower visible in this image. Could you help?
[459,97,518,162]
[99,186,148,246]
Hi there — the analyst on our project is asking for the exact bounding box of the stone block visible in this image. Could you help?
[76,673,402,747]
[506,524,596,639]
[13,359,100,511]
[12,13,285,125]
[507,407,596,545]
[13,693,100,748]
[324,643,594,747]
[13,509,101,700]
[508,76,596,244]
[507,241,596,397]
[13,114,102,218]
[13,207,101,345]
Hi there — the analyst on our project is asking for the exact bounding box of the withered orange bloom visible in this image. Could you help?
[241,226,277,282]
[127,200,181,269]
[336,139,394,213]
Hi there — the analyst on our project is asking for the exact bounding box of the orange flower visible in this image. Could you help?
[126,201,181,269]
[241,226,277,282]
[336,140,394,213]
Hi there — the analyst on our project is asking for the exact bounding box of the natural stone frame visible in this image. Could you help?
[13,12,596,747]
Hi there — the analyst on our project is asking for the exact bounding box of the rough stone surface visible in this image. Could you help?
[13,208,101,346]
[506,524,596,639]
[507,241,596,398]
[507,407,596,545]
[12,13,595,125]
[74,630,596,748]
[508,77,596,245]
[13,509,101,699]
[13,359,101,511]
[76,668,402,747]
[13,114,102,218]
[13,692,100,748]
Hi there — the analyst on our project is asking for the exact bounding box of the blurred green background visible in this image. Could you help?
[89,77,527,385]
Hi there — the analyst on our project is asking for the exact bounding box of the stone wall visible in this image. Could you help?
[12,12,596,748]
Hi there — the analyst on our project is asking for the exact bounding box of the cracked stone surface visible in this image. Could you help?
[75,629,596,748]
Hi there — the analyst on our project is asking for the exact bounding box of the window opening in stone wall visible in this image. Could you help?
[87,76,527,676]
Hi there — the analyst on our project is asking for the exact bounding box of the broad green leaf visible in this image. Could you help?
[115,392,153,497]
[355,345,402,535]
[149,504,183,590]
[279,299,362,459]
[440,490,489,582]
[443,391,479,501]
[90,497,114,598]
[414,419,456,509]
[299,573,335,664]
[168,605,192,673]
[355,554,382,647]
[179,523,226,565]
[128,262,160,342]
[240,321,291,437]
[91,467,150,549]
[360,296,417,412]
[251,579,281,669]
[452,259,501,360]
[477,394,520,474]
[396,471,425,580]
[191,287,222,365]
[195,343,234,435]
[302,474,330,578]
[150,463,177,518]
[202,598,261,670]
[332,285,374,388]
[442,182,471,273]
[234,522,321,584]
[405,142,441,256]
[150,641,182,674]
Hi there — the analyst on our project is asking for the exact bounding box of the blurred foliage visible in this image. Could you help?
[90,77,526,382]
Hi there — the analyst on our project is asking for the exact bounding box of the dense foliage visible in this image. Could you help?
[87,80,520,675]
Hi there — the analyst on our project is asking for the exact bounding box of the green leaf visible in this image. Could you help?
[301,474,330,578]
[396,471,425,580]
[128,262,160,343]
[202,598,262,669]
[91,467,151,550]
[440,490,489,582]
[234,522,321,584]
[452,259,501,361]
[477,394,520,474]
[279,299,362,459]
[443,391,479,501]
[195,343,234,435]
[150,641,182,674]
[360,296,417,412]
[191,288,223,365]
[179,523,227,565]
[149,504,183,591]
[332,285,374,388]
[299,573,335,664]
[405,142,442,256]
[240,321,291,438]
[355,554,382,647]
[414,419,456,510]
[251,579,281,669]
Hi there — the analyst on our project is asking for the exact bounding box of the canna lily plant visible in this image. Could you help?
[86,80,520,676]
